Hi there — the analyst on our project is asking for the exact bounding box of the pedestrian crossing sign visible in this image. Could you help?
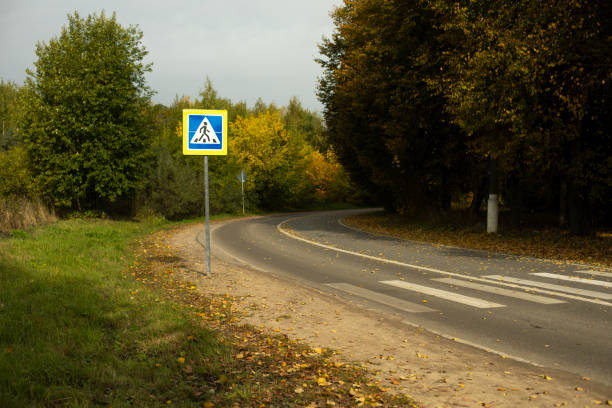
[183,109,228,155]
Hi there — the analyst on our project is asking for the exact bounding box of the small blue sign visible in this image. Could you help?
[237,170,247,183]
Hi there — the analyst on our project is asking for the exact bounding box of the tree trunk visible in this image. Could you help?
[559,180,567,228]
[469,174,486,220]
[509,173,522,228]
[568,182,592,236]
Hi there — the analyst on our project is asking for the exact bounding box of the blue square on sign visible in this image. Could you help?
[188,114,223,150]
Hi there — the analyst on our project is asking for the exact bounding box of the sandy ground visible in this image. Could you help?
[167,220,611,408]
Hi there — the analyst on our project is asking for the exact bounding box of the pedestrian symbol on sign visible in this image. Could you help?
[191,117,220,144]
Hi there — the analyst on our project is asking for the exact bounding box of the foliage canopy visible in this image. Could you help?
[20,11,153,211]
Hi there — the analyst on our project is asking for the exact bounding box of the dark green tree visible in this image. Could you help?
[317,0,468,214]
[20,11,153,211]
[433,0,611,233]
[0,80,21,150]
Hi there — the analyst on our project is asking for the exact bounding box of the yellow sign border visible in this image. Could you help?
[182,109,228,155]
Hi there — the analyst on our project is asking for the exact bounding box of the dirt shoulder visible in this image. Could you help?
[168,220,611,407]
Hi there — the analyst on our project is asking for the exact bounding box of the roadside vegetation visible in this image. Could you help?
[317,0,611,236]
[0,218,416,407]
[0,12,359,233]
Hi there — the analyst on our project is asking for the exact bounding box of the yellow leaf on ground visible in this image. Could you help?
[177,357,185,364]
[294,387,304,394]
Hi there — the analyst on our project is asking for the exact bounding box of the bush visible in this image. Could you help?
[0,196,56,233]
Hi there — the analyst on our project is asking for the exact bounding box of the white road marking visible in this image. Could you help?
[381,280,505,309]
[277,219,612,306]
[433,277,565,304]
[575,270,612,278]
[483,275,612,300]
[277,219,463,275]
[531,272,611,288]
[326,283,435,313]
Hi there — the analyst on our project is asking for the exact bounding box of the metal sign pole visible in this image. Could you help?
[241,179,245,216]
[204,156,211,276]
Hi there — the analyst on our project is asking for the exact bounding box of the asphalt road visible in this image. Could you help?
[212,209,612,386]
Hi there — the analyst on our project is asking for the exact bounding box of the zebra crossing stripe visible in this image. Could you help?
[326,283,435,313]
[574,270,612,278]
[277,220,612,307]
[531,272,611,288]
[380,280,505,309]
[483,275,612,300]
[433,277,565,304]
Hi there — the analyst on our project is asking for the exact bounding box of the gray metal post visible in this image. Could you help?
[241,180,245,216]
[204,156,211,275]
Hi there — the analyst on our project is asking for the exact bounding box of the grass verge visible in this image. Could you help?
[344,212,611,267]
[0,217,417,407]
[0,218,234,407]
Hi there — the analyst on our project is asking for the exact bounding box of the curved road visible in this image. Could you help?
[212,209,612,387]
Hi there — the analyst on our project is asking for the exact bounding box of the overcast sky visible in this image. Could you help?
[0,0,343,112]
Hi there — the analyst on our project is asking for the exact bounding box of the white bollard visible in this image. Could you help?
[487,194,499,233]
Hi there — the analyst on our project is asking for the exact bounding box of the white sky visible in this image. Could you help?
[0,0,343,112]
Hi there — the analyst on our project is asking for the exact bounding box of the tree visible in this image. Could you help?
[0,80,21,150]
[432,0,611,233]
[20,11,153,211]
[230,110,315,209]
[317,0,468,214]
[283,96,328,152]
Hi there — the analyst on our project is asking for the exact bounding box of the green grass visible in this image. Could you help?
[0,214,419,407]
[0,218,235,407]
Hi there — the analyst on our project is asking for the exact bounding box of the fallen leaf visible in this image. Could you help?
[294,387,304,394]
[177,357,185,364]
